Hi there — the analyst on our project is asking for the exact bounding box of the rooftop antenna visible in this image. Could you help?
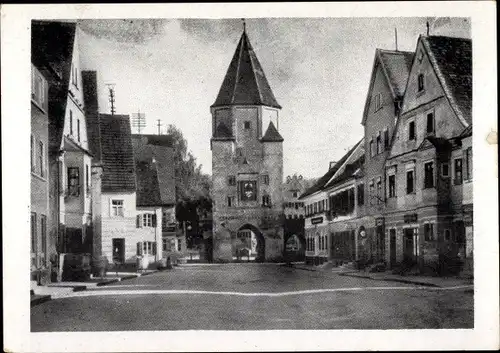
[105,83,116,115]
[131,109,146,134]
[394,28,398,51]
[156,119,163,135]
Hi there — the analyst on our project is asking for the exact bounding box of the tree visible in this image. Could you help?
[166,125,212,248]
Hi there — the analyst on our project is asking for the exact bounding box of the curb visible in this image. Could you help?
[96,278,120,286]
[30,295,52,307]
[338,272,439,287]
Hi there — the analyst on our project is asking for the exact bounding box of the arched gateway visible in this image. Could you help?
[236,224,265,262]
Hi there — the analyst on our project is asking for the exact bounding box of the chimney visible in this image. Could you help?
[82,71,99,117]
[329,161,337,170]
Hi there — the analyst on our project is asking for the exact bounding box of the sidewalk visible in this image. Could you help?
[31,270,160,306]
[290,263,473,288]
[339,271,474,288]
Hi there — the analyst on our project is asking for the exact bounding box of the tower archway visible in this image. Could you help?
[237,224,265,262]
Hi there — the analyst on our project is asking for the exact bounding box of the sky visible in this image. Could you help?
[78,17,470,179]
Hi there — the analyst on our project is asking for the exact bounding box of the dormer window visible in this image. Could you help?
[374,93,382,111]
[418,74,425,92]
[244,121,251,130]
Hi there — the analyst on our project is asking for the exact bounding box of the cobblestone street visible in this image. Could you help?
[31,264,473,331]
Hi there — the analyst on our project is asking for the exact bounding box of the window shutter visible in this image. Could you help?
[136,214,142,228]
[152,214,157,227]
[136,242,142,256]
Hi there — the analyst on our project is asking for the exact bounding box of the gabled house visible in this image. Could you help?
[32,21,94,266]
[131,134,178,257]
[385,35,471,274]
[300,139,364,265]
[360,48,414,266]
[31,62,50,284]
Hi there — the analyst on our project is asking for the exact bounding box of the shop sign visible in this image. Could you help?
[404,214,418,223]
[311,217,323,225]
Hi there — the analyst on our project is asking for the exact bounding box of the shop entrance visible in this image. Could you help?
[403,228,417,265]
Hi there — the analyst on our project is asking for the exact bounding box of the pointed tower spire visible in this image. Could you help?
[211,28,281,109]
[261,121,284,142]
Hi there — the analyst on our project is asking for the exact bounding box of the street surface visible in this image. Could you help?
[31,263,473,331]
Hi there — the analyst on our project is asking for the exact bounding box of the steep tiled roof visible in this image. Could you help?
[299,139,363,199]
[131,135,176,206]
[362,49,414,125]
[31,21,76,152]
[261,121,284,142]
[379,50,414,98]
[135,160,162,207]
[99,114,136,192]
[82,71,102,163]
[324,142,365,189]
[212,30,281,109]
[422,35,472,125]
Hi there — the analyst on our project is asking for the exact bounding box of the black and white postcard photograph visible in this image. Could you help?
[2,2,498,352]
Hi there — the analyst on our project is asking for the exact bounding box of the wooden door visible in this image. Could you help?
[112,238,125,264]
[389,229,397,267]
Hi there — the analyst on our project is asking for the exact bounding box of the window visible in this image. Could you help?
[406,170,415,194]
[143,213,153,227]
[465,147,472,181]
[418,73,425,92]
[424,223,435,241]
[454,158,463,185]
[374,93,382,111]
[111,199,124,217]
[31,212,37,260]
[137,241,156,256]
[369,139,374,157]
[244,121,251,130]
[77,119,81,142]
[67,167,80,196]
[444,229,451,241]
[228,175,236,186]
[376,178,382,204]
[357,184,364,206]
[70,110,73,135]
[38,141,45,177]
[376,133,381,154]
[384,129,390,150]
[261,174,269,185]
[295,202,299,210]
[441,163,450,177]
[31,135,35,172]
[32,71,46,108]
[388,175,396,198]
[292,191,298,198]
[426,113,434,134]
[408,121,416,140]
[41,215,47,263]
[262,195,271,207]
[178,239,182,252]
[227,196,235,207]
[85,165,90,194]
[424,162,435,188]
[162,237,169,251]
